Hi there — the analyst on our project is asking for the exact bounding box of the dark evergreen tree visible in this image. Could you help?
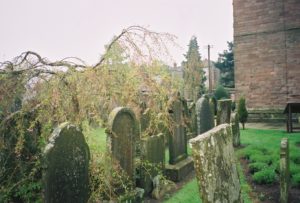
[182,36,206,101]
[215,41,234,87]
[238,97,248,130]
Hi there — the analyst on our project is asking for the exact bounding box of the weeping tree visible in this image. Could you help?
[0,25,181,202]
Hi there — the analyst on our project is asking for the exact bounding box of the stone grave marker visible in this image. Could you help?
[231,112,241,147]
[189,124,242,203]
[196,97,214,135]
[165,93,194,182]
[107,107,139,184]
[280,138,289,203]
[187,102,197,138]
[139,133,165,195]
[44,122,90,203]
[216,99,232,125]
[168,94,187,164]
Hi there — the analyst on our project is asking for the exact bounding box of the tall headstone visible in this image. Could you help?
[216,99,232,125]
[107,107,139,184]
[44,122,90,203]
[165,93,194,182]
[168,94,187,164]
[231,112,241,147]
[280,138,289,203]
[139,133,165,195]
[189,124,242,203]
[196,97,214,135]
[187,102,197,138]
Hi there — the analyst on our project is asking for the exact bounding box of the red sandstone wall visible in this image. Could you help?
[234,0,300,110]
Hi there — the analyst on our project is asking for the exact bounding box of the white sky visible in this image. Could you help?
[0,0,233,65]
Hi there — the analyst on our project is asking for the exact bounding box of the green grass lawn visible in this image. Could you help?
[84,126,300,202]
[84,127,107,153]
[236,128,300,187]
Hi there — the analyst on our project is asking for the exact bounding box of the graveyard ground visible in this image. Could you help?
[85,125,300,202]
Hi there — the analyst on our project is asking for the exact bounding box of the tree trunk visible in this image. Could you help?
[242,122,245,130]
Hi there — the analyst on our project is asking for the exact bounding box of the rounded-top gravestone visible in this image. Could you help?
[44,122,90,203]
[107,107,139,183]
[196,97,214,135]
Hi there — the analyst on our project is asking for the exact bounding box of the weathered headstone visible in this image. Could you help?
[189,124,242,203]
[168,95,187,164]
[44,122,90,203]
[196,97,214,135]
[280,138,289,203]
[216,99,232,125]
[139,133,165,195]
[107,107,139,184]
[187,102,197,138]
[165,93,194,182]
[231,112,241,147]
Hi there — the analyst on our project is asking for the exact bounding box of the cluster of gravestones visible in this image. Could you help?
[0,94,243,202]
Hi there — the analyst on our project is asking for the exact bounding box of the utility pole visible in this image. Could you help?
[205,45,213,94]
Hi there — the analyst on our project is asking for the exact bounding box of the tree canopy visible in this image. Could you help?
[181,36,206,101]
[214,41,234,88]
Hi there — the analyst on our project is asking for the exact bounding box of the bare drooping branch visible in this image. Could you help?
[0,25,177,77]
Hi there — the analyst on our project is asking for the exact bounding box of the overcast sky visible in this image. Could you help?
[0,0,233,65]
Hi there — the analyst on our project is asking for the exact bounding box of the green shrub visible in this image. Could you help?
[290,151,300,164]
[291,173,300,188]
[239,147,263,159]
[249,162,268,173]
[253,168,277,184]
[249,154,273,165]
[237,97,248,130]
[290,162,300,175]
[214,85,229,100]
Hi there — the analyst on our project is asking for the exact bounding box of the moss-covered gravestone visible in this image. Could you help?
[139,133,165,195]
[216,99,232,125]
[107,107,139,185]
[187,102,197,139]
[196,97,214,135]
[280,138,289,203]
[231,112,240,147]
[165,93,193,182]
[189,124,242,203]
[44,122,90,203]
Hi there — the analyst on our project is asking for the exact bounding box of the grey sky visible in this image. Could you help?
[0,0,233,65]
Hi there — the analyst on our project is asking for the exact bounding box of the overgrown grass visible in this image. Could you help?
[237,128,300,186]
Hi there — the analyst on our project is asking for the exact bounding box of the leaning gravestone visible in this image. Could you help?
[44,122,90,203]
[189,124,242,203]
[196,97,214,135]
[165,93,194,182]
[231,112,241,147]
[216,99,232,125]
[280,138,289,203]
[107,107,139,185]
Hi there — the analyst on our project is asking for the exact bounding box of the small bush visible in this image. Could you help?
[237,97,248,130]
[290,162,300,176]
[253,168,277,184]
[214,85,229,100]
[239,148,263,159]
[249,154,273,165]
[291,173,300,188]
[249,162,268,173]
[290,151,300,164]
